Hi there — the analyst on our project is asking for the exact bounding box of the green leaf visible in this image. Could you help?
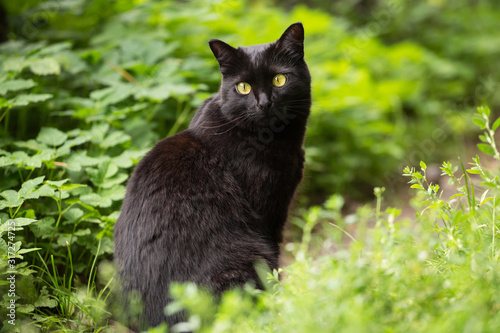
[18,176,45,199]
[410,184,424,190]
[2,57,30,73]
[492,117,500,132]
[169,83,195,97]
[100,185,126,201]
[45,179,69,188]
[74,228,91,236]
[90,86,114,100]
[16,265,37,276]
[61,183,87,191]
[0,97,8,108]
[478,106,490,117]
[473,117,486,129]
[17,247,41,255]
[89,123,110,143]
[449,193,465,200]
[91,236,114,255]
[477,143,496,156]
[29,217,55,238]
[0,155,15,167]
[0,79,36,95]
[56,234,73,247]
[112,149,147,168]
[90,84,135,106]
[100,131,131,149]
[480,197,495,205]
[0,218,37,235]
[412,172,424,179]
[86,161,118,187]
[10,93,53,107]
[10,151,31,165]
[466,169,482,175]
[17,304,35,313]
[14,139,49,151]
[38,41,72,56]
[480,189,490,205]
[0,190,24,209]
[135,84,171,101]
[63,208,84,223]
[34,294,58,308]
[36,127,68,147]
[64,150,102,172]
[29,57,61,75]
[9,150,53,169]
[101,173,128,189]
[37,184,57,198]
[419,161,427,171]
[80,192,112,208]
[56,135,91,157]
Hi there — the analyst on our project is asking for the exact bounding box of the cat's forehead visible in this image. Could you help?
[239,43,272,54]
[238,43,274,62]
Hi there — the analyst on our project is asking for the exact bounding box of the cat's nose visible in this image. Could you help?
[258,101,272,112]
[257,93,272,112]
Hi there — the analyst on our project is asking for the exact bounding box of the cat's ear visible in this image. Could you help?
[276,22,304,59]
[209,39,238,73]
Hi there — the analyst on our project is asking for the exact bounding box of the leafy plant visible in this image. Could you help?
[1,0,499,331]
[159,106,500,332]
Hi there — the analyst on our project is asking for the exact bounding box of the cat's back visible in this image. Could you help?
[115,127,270,282]
[115,128,251,240]
[130,129,208,189]
[114,129,213,251]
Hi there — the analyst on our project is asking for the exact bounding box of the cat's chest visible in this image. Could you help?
[225,146,304,208]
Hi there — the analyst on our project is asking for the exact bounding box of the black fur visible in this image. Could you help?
[114,22,311,329]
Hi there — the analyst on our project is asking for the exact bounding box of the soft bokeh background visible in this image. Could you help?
[1,0,500,331]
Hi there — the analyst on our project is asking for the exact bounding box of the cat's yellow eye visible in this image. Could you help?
[272,74,287,87]
[237,82,252,95]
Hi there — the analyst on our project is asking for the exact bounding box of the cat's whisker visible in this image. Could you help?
[197,112,249,131]
[198,121,234,130]
[214,119,251,135]
[281,107,311,116]
[212,113,250,135]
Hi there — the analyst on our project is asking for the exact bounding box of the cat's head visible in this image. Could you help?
[209,23,311,128]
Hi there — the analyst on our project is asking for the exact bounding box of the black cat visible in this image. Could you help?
[114,22,311,329]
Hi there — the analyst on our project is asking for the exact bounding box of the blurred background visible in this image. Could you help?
[2,0,499,207]
[2,0,500,201]
[1,0,500,330]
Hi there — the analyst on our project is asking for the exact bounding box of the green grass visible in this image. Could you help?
[163,108,500,333]
[1,0,500,331]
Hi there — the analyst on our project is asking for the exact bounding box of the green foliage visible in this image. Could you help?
[2,0,497,198]
[0,0,499,331]
[160,107,500,332]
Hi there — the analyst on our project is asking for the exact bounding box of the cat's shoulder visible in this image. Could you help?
[141,129,209,169]
[152,129,204,156]
[130,129,210,185]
